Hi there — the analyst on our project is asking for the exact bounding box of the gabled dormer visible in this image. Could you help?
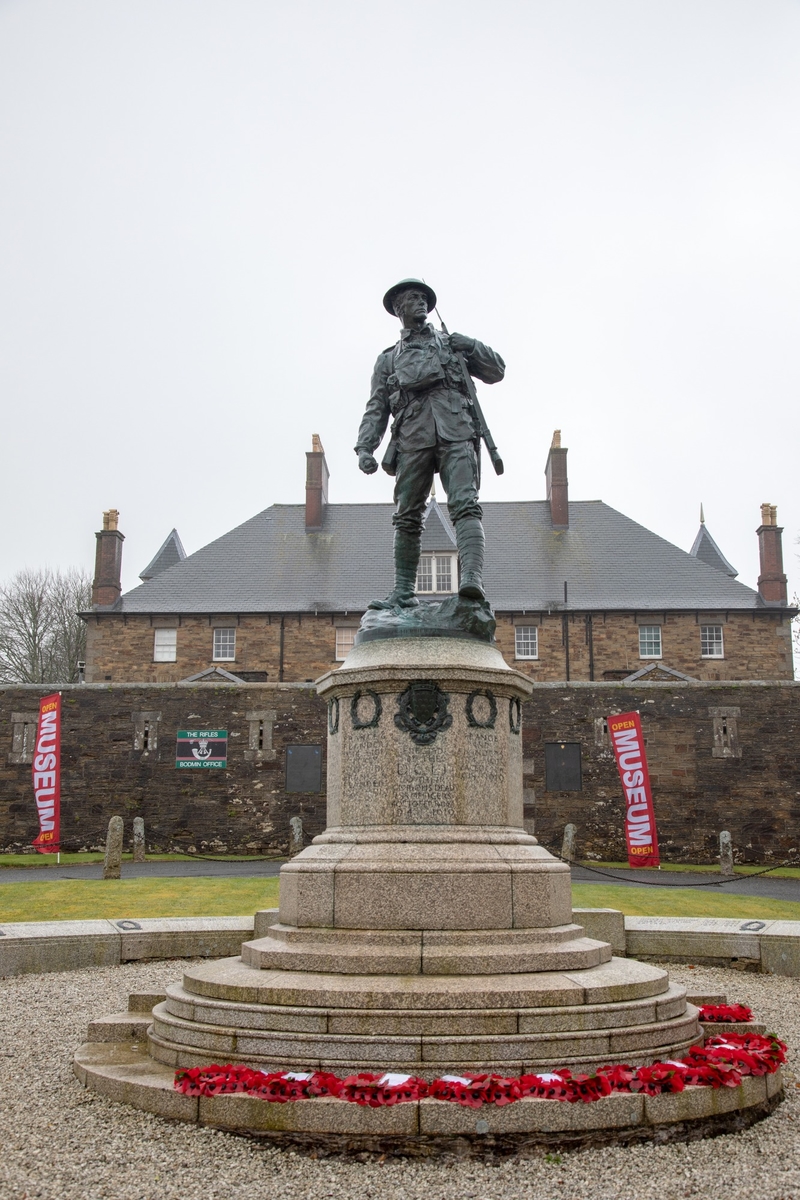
[139,529,187,582]
[689,507,738,578]
[417,497,458,595]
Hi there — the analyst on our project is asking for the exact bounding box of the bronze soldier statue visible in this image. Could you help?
[355,279,505,610]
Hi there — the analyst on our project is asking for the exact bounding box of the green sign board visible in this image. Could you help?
[175,730,228,769]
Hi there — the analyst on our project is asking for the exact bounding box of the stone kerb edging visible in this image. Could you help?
[0,916,254,976]
[4,910,800,978]
[72,1040,783,1149]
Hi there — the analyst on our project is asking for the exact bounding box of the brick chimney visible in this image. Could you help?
[92,509,125,607]
[545,430,569,529]
[756,502,787,605]
[305,434,329,532]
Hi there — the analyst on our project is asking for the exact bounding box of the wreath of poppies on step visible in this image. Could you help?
[175,1030,785,1108]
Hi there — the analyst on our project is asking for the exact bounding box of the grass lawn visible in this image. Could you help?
[571,883,800,920]
[2,875,800,923]
[0,876,280,922]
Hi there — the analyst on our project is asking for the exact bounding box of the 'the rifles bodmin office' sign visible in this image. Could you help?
[175,730,228,769]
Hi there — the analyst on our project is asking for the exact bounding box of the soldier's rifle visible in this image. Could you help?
[435,309,504,476]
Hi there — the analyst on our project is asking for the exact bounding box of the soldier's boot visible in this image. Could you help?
[368,530,421,610]
[457,517,486,602]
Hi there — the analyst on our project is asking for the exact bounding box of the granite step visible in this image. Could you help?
[162,980,688,1038]
[180,955,672,1011]
[128,991,167,1012]
[147,999,700,1074]
[87,1012,153,1043]
[241,932,612,976]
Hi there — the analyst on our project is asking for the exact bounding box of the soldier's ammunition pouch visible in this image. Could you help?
[381,438,399,476]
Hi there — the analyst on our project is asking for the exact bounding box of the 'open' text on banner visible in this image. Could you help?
[32,693,61,853]
[608,711,660,868]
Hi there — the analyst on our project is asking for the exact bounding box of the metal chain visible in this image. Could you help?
[552,851,800,888]
[22,827,288,863]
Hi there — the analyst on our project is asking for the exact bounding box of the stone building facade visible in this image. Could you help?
[3,680,799,864]
[83,435,794,685]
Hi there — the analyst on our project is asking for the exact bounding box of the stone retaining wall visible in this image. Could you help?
[2,680,798,861]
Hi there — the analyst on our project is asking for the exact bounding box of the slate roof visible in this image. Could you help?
[110,500,766,615]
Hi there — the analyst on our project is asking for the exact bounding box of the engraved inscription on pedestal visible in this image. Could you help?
[394,750,457,823]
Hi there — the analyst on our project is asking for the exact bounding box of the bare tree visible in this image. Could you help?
[0,567,92,684]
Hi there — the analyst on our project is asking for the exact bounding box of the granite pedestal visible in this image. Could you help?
[144,637,700,1074]
[75,634,781,1144]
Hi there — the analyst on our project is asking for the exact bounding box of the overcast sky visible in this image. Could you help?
[1,0,798,604]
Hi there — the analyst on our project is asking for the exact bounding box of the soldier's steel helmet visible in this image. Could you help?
[383,278,437,315]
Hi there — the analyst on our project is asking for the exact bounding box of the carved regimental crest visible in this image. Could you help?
[394,681,452,746]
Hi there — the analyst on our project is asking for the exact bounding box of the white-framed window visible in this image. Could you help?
[212,627,236,661]
[701,624,724,658]
[335,627,357,661]
[153,628,177,662]
[515,626,538,659]
[416,552,458,594]
[638,625,662,659]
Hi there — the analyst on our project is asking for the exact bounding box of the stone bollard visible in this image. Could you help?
[561,823,577,862]
[719,829,734,877]
[132,817,145,863]
[103,816,124,880]
[289,816,304,856]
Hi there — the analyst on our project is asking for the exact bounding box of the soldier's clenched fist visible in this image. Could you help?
[358,451,379,474]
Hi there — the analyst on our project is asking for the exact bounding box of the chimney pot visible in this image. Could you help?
[757,503,787,605]
[305,434,329,532]
[545,435,569,529]
[92,510,125,607]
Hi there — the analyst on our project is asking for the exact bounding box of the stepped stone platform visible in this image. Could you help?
[73,636,783,1147]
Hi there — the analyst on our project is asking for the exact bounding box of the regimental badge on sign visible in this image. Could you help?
[175,730,228,769]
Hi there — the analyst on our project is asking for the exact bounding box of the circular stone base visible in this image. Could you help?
[72,1041,783,1155]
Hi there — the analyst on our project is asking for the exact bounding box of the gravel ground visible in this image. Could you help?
[1,960,799,1200]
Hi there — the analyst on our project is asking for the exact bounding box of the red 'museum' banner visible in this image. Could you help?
[608,711,660,868]
[32,693,61,853]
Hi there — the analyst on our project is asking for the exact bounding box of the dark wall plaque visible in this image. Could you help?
[545,742,582,791]
[286,744,322,793]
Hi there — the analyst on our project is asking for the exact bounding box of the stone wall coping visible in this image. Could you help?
[0,682,317,693]
[0,916,255,977]
[2,679,799,695]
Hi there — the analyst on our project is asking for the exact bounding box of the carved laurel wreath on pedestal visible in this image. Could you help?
[328,698,339,735]
[465,689,497,729]
[350,690,382,730]
[394,681,452,746]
